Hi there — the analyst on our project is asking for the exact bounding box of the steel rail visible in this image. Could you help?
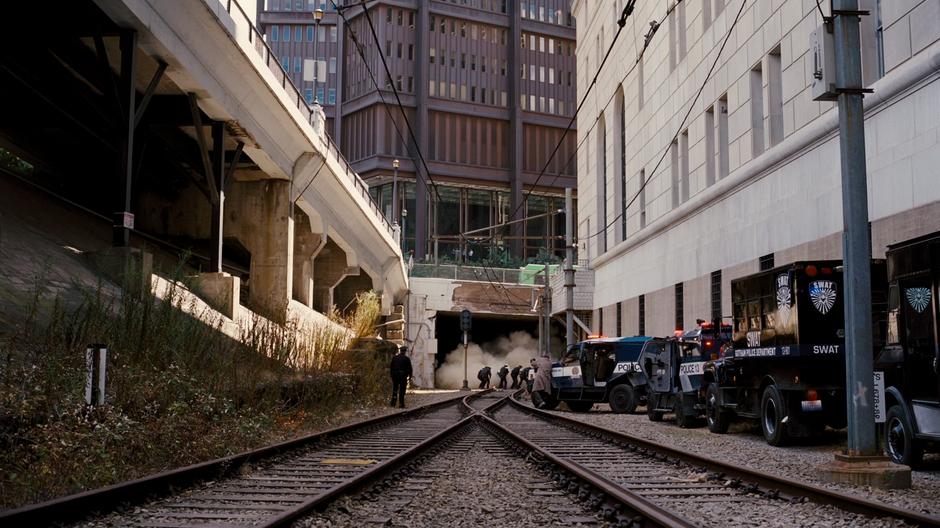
[476,413,696,528]
[507,393,940,527]
[0,392,471,526]
[260,390,511,527]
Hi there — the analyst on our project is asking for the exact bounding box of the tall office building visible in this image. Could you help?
[258,0,577,261]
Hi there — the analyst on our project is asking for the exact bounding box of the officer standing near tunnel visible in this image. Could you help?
[389,346,413,408]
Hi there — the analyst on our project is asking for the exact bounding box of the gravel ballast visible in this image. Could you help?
[302,424,604,527]
[533,400,940,517]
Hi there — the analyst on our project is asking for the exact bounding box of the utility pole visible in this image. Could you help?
[544,263,551,359]
[833,0,874,459]
[819,0,910,488]
[565,188,575,349]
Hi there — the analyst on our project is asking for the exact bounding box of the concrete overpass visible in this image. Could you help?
[0,0,406,323]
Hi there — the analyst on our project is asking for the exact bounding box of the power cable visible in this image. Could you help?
[508,0,640,222]
[583,0,749,242]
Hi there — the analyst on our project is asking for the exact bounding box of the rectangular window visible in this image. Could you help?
[759,253,775,271]
[430,15,435,32]
[408,44,414,60]
[283,24,291,42]
[318,26,326,42]
[328,88,336,104]
[767,47,784,147]
[397,42,403,58]
[750,64,765,156]
[717,95,729,179]
[306,26,313,41]
[271,26,279,41]
[598,309,604,335]
[616,302,623,336]
[329,57,336,74]
[295,26,302,42]
[711,270,722,324]
[330,27,337,42]
[429,80,436,96]
[316,85,324,102]
[385,40,391,57]
[675,283,684,331]
[705,106,716,187]
[637,56,644,109]
[430,47,436,64]
[304,88,313,103]
[639,169,647,228]
[397,9,403,25]
[638,294,646,336]
[670,139,680,207]
[294,56,301,73]
[679,129,689,203]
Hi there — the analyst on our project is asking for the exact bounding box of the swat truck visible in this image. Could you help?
[876,232,940,466]
[551,336,651,413]
[703,261,886,446]
[642,323,732,428]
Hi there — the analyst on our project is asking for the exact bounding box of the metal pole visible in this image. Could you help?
[833,0,875,457]
[544,263,551,359]
[312,16,321,104]
[461,331,470,391]
[565,188,575,348]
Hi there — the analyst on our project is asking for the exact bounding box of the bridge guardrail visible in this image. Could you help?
[214,0,393,238]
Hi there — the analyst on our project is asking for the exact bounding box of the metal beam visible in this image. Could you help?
[188,92,219,203]
[93,33,123,120]
[224,141,244,188]
[135,61,167,129]
[114,29,137,247]
[210,122,225,273]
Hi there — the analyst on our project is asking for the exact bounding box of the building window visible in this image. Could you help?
[638,294,646,335]
[295,26,302,42]
[639,168,647,228]
[750,63,764,156]
[304,88,313,103]
[759,253,775,271]
[679,129,689,203]
[675,283,684,331]
[318,25,326,42]
[283,24,291,42]
[670,139,680,207]
[767,47,784,147]
[711,270,722,324]
[430,47,436,63]
[717,95,729,179]
[616,302,623,336]
[316,85,324,102]
[330,27,337,42]
[294,56,301,73]
[306,25,313,41]
[328,88,336,104]
[875,0,885,77]
[597,308,604,335]
[271,25,279,41]
[329,57,336,74]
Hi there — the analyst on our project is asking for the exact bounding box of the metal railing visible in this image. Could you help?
[215,0,393,237]
[410,263,526,284]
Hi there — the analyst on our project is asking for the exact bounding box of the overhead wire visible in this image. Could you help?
[583,0,749,242]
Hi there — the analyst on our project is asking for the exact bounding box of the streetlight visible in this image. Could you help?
[392,159,400,227]
[312,8,324,104]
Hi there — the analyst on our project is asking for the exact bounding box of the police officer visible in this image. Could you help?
[497,365,509,390]
[389,346,413,408]
[477,366,491,389]
[510,365,522,389]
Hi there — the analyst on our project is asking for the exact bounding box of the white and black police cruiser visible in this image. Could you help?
[876,232,940,467]
[703,260,887,446]
[641,322,731,428]
[549,336,651,413]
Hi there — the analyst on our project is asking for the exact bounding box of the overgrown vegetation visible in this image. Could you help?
[0,265,387,509]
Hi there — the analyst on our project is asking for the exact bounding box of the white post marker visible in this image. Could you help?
[85,344,108,406]
[872,371,885,424]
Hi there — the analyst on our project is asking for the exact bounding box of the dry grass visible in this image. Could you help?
[0,266,387,509]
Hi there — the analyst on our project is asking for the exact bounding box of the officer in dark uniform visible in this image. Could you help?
[510,365,522,389]
[389,346,413,408]
[497,365,510,389]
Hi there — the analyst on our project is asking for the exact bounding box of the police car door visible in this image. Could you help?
[644,341,672,393]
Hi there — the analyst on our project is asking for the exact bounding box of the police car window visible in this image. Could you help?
[680,342,698,358]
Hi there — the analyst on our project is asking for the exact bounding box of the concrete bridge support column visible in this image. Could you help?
[312,239,357,313]
[225,179,293,322]
[292,210,325,309]
[333,271,375,314]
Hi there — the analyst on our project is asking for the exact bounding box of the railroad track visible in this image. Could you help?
[0,393,476,527]
[488,394,940,528]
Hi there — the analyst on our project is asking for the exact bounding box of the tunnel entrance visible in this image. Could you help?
[433,312,562,388]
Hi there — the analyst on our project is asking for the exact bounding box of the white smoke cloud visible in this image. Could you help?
[435,330,541,389]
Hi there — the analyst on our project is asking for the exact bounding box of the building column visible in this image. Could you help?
[414,0,430,260]
[225,179,294,322]
[312,239,357,313]
[508,1,524,258]
[292,209,325,308]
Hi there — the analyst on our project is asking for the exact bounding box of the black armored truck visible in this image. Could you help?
[876,232,940,466]
[703,261,886,446]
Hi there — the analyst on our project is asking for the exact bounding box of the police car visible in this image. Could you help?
[550,336,652,413]
[640,331,715,428]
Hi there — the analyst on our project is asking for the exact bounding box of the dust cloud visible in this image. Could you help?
[435,330,540,389]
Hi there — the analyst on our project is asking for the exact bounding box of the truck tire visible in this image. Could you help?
[566,400,594,412]
[760,385,790,446]
[705,383,731,434]
[675,401,694,428]
[885,405,923,467]
[647,395,664,422]
[609,384,637,414]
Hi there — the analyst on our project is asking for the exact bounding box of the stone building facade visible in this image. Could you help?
[573,0,940,336]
